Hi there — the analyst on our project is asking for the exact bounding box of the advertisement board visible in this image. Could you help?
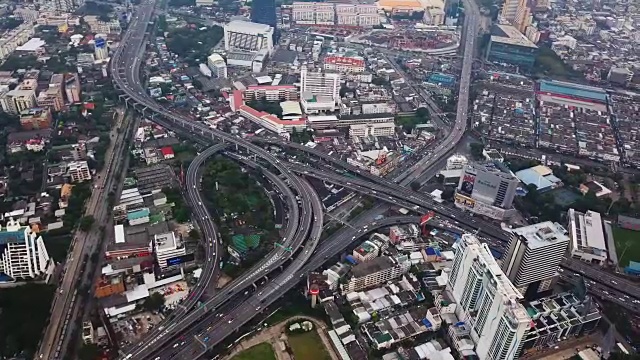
[454,193,475,209]
[459,172,476,196]
[165,253,195,267]
[420,211,436,225]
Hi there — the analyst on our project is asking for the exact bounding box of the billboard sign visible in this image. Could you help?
[459,172,475,196]
[420,211,435,225]
[95,38,106,49]
[454,193,475,209]
[165,253,195,267]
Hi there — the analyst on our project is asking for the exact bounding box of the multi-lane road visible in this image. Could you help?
[393,0,479,186]
[108,0,493,357]
[38,108,136,359]
[110,1,637,358]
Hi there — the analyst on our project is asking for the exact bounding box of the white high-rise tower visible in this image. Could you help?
[447,234,531,360]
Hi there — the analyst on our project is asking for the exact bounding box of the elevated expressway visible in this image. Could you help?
[392,0,480,186]
[181,144,227,310]
[113,6,327,360]
[112,1,504,358]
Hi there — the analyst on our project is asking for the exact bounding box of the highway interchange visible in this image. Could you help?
[97,0,640,358]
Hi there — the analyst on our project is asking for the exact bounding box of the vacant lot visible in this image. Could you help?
[288,331,331,360]
[613,226,640,267]
[232,343,276,360]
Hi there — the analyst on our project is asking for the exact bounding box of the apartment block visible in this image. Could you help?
[1,88,37,114]
[0,22,36,60]
[68,161,92,182]
[244,85,298,101]
[349,122,396,137]
[64,73,81,103]
[324,56,365,73]
[292,2,380,27]
[300,67,341,103]
[344,255,410,292]
[37,73,65,112]
[19,107,52,130]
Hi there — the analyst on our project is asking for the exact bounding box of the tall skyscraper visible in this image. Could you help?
[251,0,277,38]
[501,221,570,297]
[455,162,520,220]
[447,234,531,360]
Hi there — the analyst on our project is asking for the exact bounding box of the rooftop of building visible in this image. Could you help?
[511,221,569,249]
[351,256,395,278]
[538,80,607,102]
[515,165,563,191]
[225,20,273,34]
[491,24,538,49]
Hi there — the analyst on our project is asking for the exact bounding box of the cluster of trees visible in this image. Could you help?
[534,47,581,79]
[59,182,92,229]
[396,107,431,132]
[166,26,223,65]
[168,0,195,7]
[142,292,165,312]
[163,187,191,223]
[0,18,23,31]
[515,171,634,222]
[201,156,273,229]
[0,284,56,358]
[80,1,114,16]
[247,99,283,117]
[0,54,74,73]
[290,128,314,144]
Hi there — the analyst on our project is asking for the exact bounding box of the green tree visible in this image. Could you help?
[441,186,455,200]
[469,143,484,160]
[410,181,421,191]
[142,292,165,312]
[79,215,95,231]
[189,229,201,239]
[77,342,100,360]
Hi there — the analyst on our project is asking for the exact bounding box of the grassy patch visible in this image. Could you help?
[613,226,640,267]
[288,331,331,360]
[232,343,276,360]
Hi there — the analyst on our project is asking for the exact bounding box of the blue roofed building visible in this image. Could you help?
[427,73,456,87]
[127,207,150,226]
[515,165,563,192]
[538,80,607,103]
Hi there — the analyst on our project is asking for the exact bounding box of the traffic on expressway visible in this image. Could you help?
[106,0,640,359]
[107,0,497,357]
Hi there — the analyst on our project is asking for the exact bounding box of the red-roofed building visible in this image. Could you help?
[238,105,307,134]
[324,56,365,73]
[160,147,174,159]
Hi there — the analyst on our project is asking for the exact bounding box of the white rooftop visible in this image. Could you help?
[225,20,273,35]
[511,221,570,249]
[16,38,46,52]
